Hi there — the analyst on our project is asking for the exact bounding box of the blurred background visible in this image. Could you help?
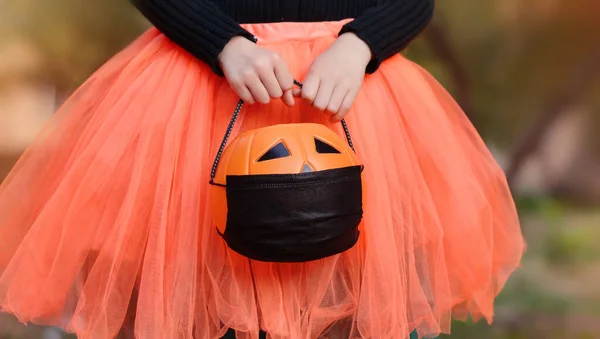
[1,0,599,338]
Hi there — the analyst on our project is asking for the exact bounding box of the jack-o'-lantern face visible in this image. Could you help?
[210,123,361,235]
[215,123,359,178]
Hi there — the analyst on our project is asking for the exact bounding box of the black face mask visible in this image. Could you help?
[220,165,363,263]
[209,81,363,263]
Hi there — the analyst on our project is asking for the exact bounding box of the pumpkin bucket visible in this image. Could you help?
[209,90,364,263]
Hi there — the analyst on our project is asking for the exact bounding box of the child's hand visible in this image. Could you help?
[219,36,295,106]
[297,33,372,121]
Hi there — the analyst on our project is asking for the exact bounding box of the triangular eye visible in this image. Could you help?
[258,142,291,162]
[314,138,341,154]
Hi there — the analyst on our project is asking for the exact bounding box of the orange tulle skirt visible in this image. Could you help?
[0,21,525,339]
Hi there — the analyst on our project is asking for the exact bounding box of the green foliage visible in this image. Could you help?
[515,196,600,267]
[543,225,600,267]
[514,195,566,217]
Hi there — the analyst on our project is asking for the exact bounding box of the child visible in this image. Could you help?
[0,0,525,338]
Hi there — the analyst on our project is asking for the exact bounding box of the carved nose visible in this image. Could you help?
[301,163,314,173]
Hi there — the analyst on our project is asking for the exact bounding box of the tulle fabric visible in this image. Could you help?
[0,21,524,339]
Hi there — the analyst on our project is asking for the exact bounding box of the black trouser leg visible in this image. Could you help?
[221,328,267,339]
[222,328,429,338]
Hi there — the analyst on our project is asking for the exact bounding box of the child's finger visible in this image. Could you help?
[259,70,283,99]
[327,86,347,114]
[231,81,255,104]
[273,58,294,97]
[246,75,271,104]
[312,81,334,111]
[281,89,295,107]
[332,88,357,121]
[301,74,319,103]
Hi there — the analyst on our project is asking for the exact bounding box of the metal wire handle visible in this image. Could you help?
[210,80,356,183]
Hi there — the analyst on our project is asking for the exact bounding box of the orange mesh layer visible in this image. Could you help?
[0,21,525,339]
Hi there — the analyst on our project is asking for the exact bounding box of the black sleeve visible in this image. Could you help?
[130,0,256,75]
[339,0,435,73]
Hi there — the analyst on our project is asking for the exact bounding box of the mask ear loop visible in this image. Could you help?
[209,80,356,185]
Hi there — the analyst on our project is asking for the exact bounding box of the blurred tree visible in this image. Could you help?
[411,0,600,146]
[406,0,600,201]
[3,0,147,94]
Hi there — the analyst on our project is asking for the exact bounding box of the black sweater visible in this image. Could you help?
[131,0,434,74]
